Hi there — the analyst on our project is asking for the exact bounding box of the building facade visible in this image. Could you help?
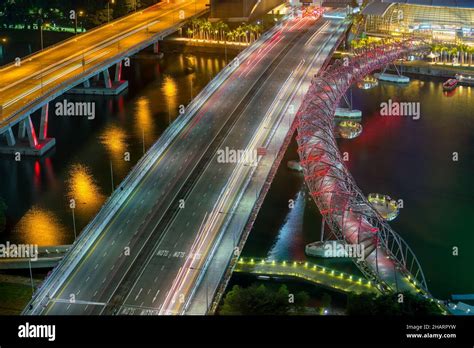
[362,0,474,42]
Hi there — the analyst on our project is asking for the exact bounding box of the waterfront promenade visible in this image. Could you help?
[235,258,378,295]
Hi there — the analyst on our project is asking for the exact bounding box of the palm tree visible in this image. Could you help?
[190,18,202,39]
[204,21,213,40]
[249,24,261,42]
[458,44,469,65]
[468,46,474,66]
[196,19,205,39]
[449,47,459,65]
[226,30,236,43]
[431,44,441,63]
[440,46,448,63]
[234,26,242,43]
[208,22,217,40]
[186,27,193,39]
[241,30,248,43]
[214,21,228,42]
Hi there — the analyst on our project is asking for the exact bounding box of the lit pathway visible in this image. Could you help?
[234,257,378,295]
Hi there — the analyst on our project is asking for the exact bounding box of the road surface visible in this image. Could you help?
[25,13,347,315]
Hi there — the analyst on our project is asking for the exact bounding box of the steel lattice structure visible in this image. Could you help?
[296,40,430,295]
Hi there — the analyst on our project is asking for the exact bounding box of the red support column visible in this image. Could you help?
[115,61,122,82]
[39,104,49,141]
[25,115,38,148]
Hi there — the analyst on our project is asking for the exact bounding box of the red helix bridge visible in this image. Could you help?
[295,40,430,295]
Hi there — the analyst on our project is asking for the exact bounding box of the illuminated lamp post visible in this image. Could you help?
[108,0,115,23]
[38,20,50,51]
[75,10,84,35]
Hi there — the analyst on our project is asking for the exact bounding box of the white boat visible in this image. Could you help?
[335,108,362,120]
[374,72,410,84]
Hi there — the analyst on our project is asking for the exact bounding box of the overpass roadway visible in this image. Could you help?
[0,0,209,133]
[24,13,348,315]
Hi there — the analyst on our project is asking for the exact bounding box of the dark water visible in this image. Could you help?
[0,48,234,246]
[242,76,474,299]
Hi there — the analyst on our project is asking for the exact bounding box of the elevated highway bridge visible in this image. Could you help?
[23,11,351,315]
[21,6,430,317]
[0,0,209,155]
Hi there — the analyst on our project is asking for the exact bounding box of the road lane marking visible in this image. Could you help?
[134,288,143,301]
[152,289,161,303]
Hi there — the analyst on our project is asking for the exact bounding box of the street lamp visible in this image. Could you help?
[0,37,7,58]
[75,10,84,35]
[38,20,50,51]
[107,0,115,23]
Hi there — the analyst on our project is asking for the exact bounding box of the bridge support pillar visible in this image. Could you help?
[67,65,128,96]
[0,109,55,156]
[4,128,15,146]
[39,104,49,141]
[24,116,38,148]
[103,69,112,89]
[114,61,122,82]
[18,120,26,140]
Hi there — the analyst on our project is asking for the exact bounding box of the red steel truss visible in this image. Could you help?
[296,40,430,295]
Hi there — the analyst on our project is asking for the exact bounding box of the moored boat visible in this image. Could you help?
[443,78,458,91]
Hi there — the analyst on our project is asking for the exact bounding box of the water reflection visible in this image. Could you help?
[162,75,179,114]
[99,125,128,168]
[134,97,155,145]
[13,206,66,246]
[67,164,105,219]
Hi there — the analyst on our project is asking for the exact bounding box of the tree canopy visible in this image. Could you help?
[347,291,443,315]
[220,284,309,315]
